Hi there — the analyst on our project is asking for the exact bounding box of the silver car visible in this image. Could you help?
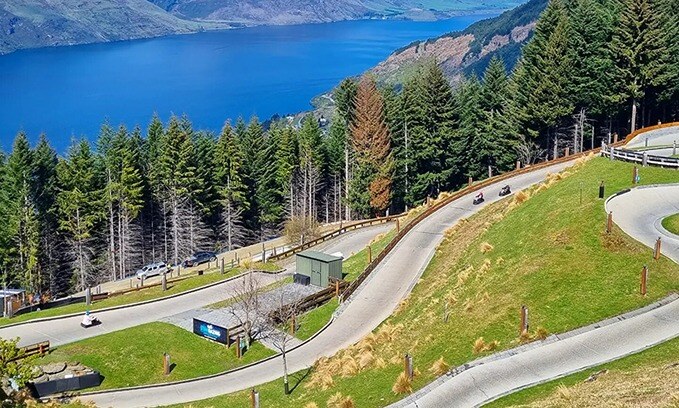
[136,262,169,280]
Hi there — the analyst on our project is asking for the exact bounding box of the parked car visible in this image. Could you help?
[183,251,217,268]
[136,262,169,280]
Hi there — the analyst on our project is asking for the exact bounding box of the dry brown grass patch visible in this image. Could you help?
[340,355,359,377]
[429,357,450,376]
[392,372,413,394]
[303,403,319,408]
[327,392,355,408]
[472,337,499,354]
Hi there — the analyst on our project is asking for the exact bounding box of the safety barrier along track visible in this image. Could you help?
[60,125,666,407]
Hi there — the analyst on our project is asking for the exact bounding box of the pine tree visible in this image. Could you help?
[32,135,59,293]
[215,122,248,250]
[476,57,518,176]
[611,0,668,130]
[56,140,98,290]
[5,133,40,290]
[158,115,199,265]
[349,75,394,217]
[324,114,347,221]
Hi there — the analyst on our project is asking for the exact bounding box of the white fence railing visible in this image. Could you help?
[601,143,679,168]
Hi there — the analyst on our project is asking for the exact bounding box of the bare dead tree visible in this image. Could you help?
[219,198,246,252]
[262,290,302,395]
[226,271,264,348]
[515,135,547,165]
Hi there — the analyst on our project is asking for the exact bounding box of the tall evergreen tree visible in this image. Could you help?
[56,140,98,290]
[215,122,248,250]
[5,133,39,290]
[349,75,394,217]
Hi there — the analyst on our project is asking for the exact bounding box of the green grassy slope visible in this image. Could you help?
[163,157,679,407]
[39,322,274,390]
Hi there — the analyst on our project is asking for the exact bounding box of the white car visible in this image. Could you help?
[136,262,169,280]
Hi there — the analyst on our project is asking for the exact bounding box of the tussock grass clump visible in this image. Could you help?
[480,242,494,253]
[556,384,573,401]
[340,355,359,377]
[327,392,355,408]
[303,403,318,408]
[519,326,550,344]
[472,337,499,354]
[429,357,450,376]
[392,372,412,394]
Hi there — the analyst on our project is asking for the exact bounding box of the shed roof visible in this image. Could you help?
[0,289,25,298]
[296,250,342,263]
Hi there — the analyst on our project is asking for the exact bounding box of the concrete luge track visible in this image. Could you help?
[389,186,679,407]
[1,223,393,348]
[83,161,575,408]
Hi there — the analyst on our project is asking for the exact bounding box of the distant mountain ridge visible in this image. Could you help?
[0,0,524,55]
[373,0,548,83]
[147,0,525,25]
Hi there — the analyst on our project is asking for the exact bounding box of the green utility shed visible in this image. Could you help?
[295,251,343,287]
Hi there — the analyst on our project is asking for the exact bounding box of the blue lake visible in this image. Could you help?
[0,15,493,152]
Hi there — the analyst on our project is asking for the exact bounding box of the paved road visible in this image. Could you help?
[626,125,679,149]
[2,223,393,348]
[606,185,679,263]
[85,161,574,408]
[389,184,679,408]
[392,298,679,408]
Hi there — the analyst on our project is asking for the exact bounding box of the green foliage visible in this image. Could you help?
[0,338,35,389]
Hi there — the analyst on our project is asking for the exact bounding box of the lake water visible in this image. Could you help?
[0,15,494,152]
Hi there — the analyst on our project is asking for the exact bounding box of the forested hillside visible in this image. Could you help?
[374,0,548,82]
[0,0,676,298]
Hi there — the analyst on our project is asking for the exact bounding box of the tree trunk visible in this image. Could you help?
[108,172,117,281]
[631,99,637,133]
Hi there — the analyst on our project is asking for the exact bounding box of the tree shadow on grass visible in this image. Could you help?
[289,367,312,394]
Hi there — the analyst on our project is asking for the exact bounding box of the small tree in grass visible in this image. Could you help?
[0,338,35,399]
[262,289,302,395]
[226,271,263,348]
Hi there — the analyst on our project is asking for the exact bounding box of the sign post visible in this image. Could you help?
[163,353,171,376]
[641,265,648,296]
[654,237,662,260]
[607,212,613,234]
[520,305,529,335]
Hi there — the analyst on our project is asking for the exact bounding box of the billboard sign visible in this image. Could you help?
[192,318,228,344]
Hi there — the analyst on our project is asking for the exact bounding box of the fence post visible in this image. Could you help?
[163,352,171,376]
[607,211,613,234]
[85,287,92,306]
[520,305,529,335]
[565,147,570,157]
[516,160,521,170]
[632,166,639,184]
[236,335,242,358]
[220,258,225,274]
[140,275,145,287]
[654,237,662,260]
[262,243,266,263]
[610,146,615,161]
[404,353,414,381]
[162,273,167,291]
[640,265,648,296]
[396,218,400,233]
[642,152,648,167]
[335,280,340,298]
[468,176,473,187]
[613,133,618,144]
[674,141,677,157]
[250,389,259,408]
[367,245,372,263]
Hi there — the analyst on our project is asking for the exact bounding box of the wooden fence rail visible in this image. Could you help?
[268,216,402,262]
[338,129,644,302]
[16,340,50,360]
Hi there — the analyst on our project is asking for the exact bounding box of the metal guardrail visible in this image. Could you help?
[267,215,402,262]
[601,144,679,168]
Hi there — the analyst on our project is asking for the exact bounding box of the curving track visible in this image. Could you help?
[390,184,679,407]
[1,223,393,348]
[83,161,575,408]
